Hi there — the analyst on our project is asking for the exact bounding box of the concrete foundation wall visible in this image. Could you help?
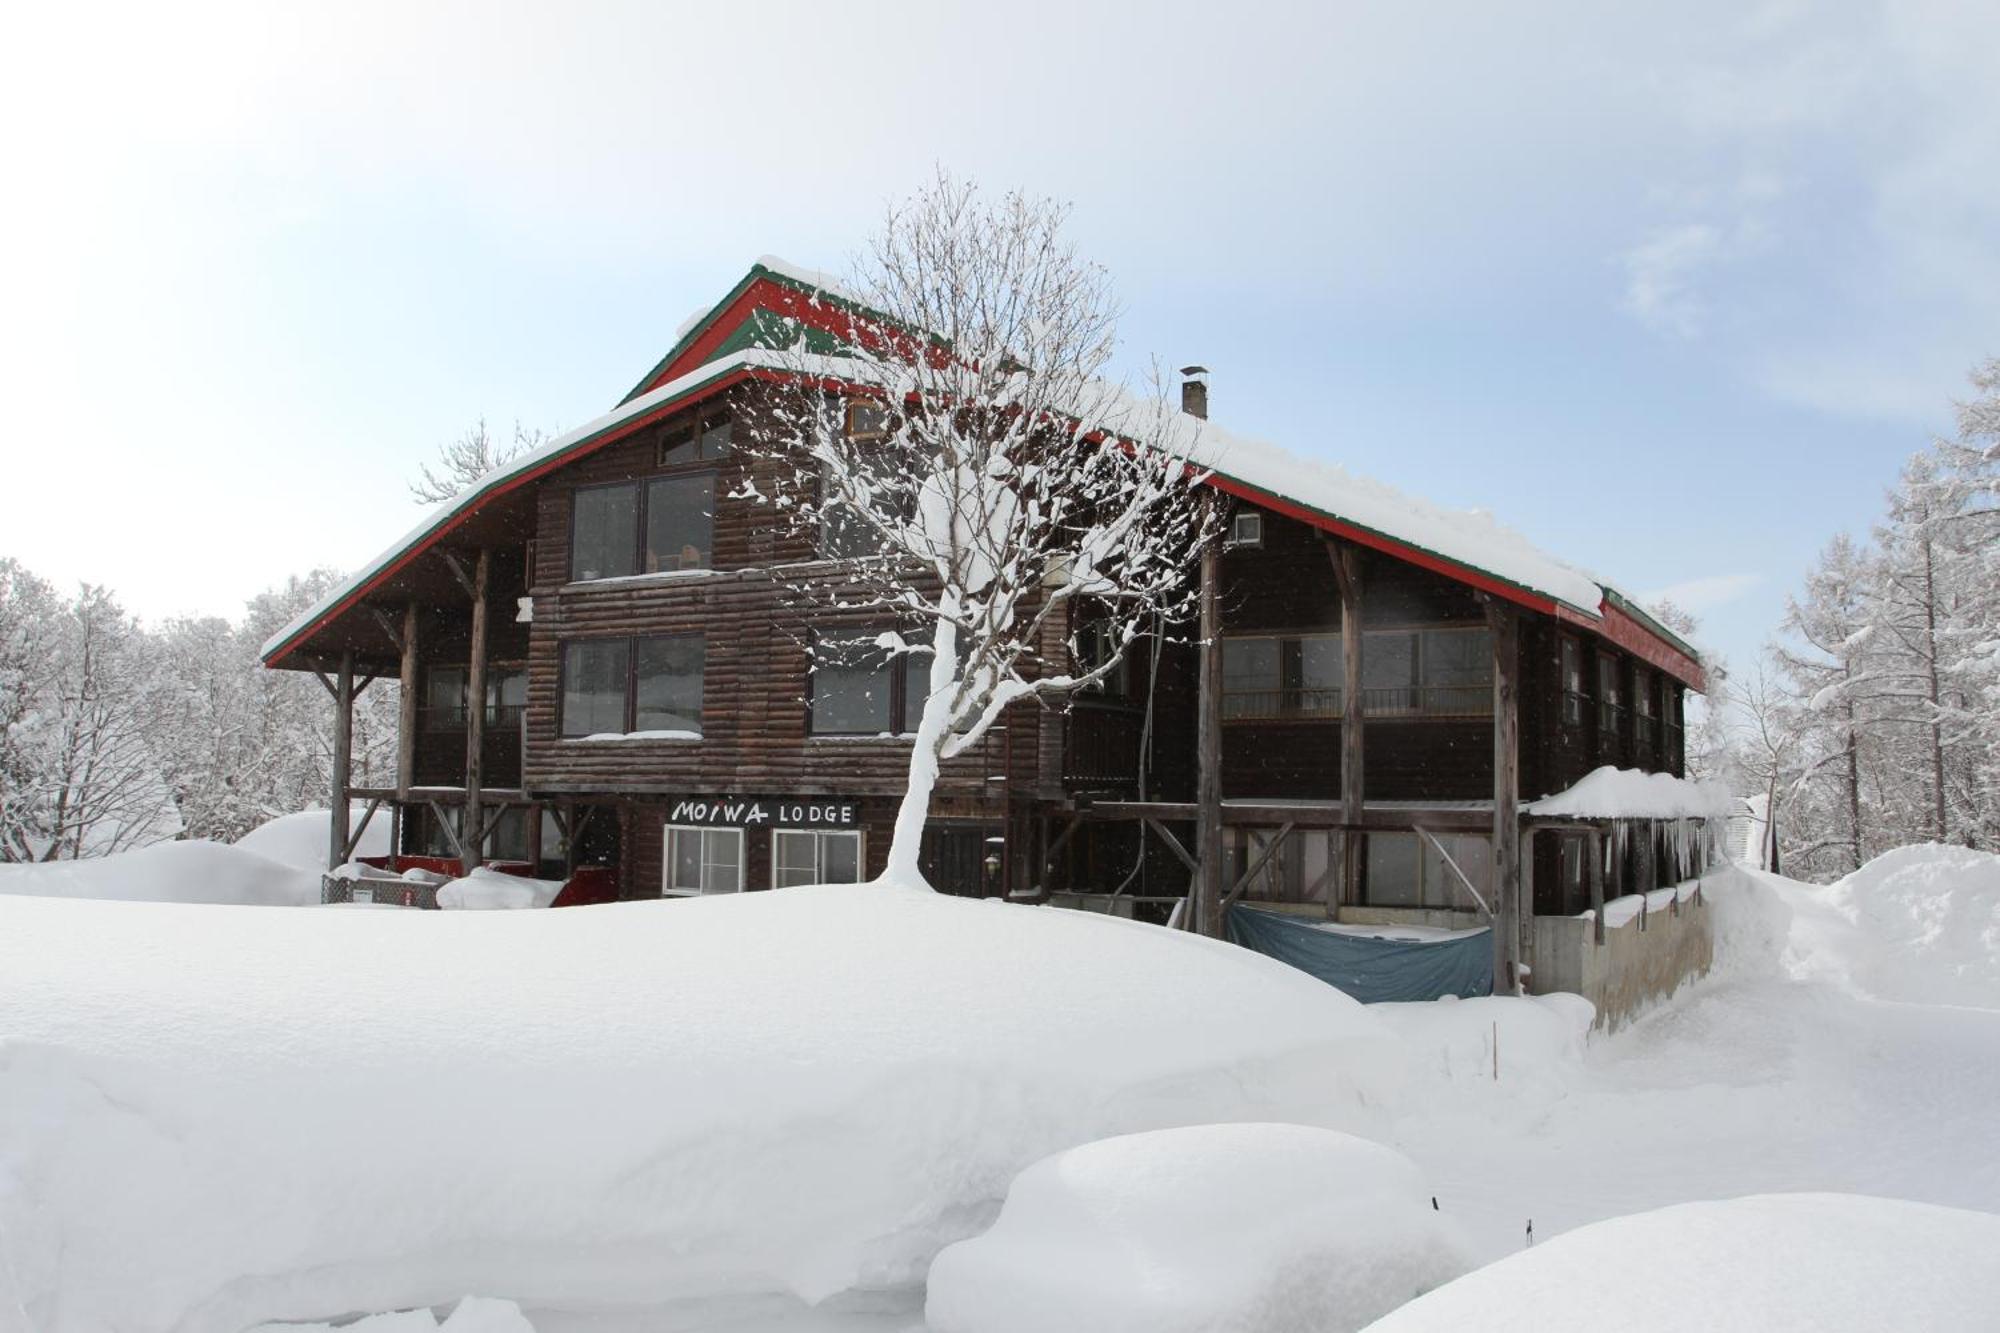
[1532,893,1713,1031]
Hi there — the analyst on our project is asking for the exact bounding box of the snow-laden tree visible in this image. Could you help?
[745,174,1213,886]
[409,418,547,505]
[1772,534,1879,875]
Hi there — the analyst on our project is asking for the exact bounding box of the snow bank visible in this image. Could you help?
[250,1296,535,1333]
[0,838,319,907]
[0,885,1405,1332]
[1361,1193,2000,1332]
[1526,766,1736,820]
[435,867,565,910]
[1802,844,2000,1009]
[235,805,392,871]
[926,1123,1470,1333]
[1370,992,1595,1098]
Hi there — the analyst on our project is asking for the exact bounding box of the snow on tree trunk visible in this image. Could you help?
[738,173,1214,889]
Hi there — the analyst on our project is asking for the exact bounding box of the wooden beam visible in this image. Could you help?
[1194,493,1225,936]
[342,797,384,862]
[1037,816,1083,893]
[1328,538,1365,907]
[441,549,476,599]
[426,799,467,862]
[463,547,490,870]
[1091,800,1494,832]
[313,669,336,699]
[396,599,419,799]
[367,605,404,652]
[352,672,381,700]
[1484,597,1523,995]
[1221,821,1295,910]
[1589,826,1606,945]
[1414,825,1492,918]
[1143,818,1200,874]
[327,650,355,873]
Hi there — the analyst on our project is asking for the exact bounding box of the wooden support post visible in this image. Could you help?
[1193,493,1225,937]
[396,599,419,799]
[1589,827,1606,945]
[1328,540,1365,907]
[525,802,544,871]
[328,649,355,873]
[342,797,384,862]
[1484,600,1523,994]
[463,548,490,870]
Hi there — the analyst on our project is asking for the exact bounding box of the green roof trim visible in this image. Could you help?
[1601,586,1702,662]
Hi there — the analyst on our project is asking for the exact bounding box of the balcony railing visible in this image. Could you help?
[1063,701,1145,788]
[1222,685,1491,721]
[420,704,528,733]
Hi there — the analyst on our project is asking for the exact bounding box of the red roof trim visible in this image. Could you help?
[262,368,754,669]
[1558,600,1707,692]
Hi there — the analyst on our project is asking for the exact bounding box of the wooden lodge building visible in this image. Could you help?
[265,259,1718,1015]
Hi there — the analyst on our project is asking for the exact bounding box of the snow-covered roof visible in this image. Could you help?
[1527,767,1738,820]
[263,259,1704,678]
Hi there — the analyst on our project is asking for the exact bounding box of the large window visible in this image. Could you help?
[1633,665,1657,752]
[568,446,721,582]
[664,825,742,894]
[1221,627,1490,720]
[810,635,932,736]
[560,635,705,738]
[772,829,863,888]
[424,666,467,730]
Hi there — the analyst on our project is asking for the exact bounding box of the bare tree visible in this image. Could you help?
[409,418,547,505]
[746,174,1213,886]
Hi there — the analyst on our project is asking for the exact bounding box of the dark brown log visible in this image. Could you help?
[328,649,354,873]
[1194,493,1224,935]
[1328,539,1365,906]
[465,548,490,869]
[397,599,419,799]
[1485,598,1522,995]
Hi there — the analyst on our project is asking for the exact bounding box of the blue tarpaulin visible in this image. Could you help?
[1226,904,1493,1003]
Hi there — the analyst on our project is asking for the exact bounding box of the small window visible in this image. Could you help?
[1560,636,1586,727]
[644,473,715,572]
[664,826,743,895]
[485,667,527,727]
[1228,510,1263,547]
[1598,653,1624,736]
[570,482,639,581]
[659,411,732,468]
[560,640,631,738]
[845,399,891,442]
[772,829,863,888]
[810,634,930,736]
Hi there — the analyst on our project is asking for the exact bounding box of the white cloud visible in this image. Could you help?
[1621,222,1725,338]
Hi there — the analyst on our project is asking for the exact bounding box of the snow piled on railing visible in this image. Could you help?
[1526,766,1738,820]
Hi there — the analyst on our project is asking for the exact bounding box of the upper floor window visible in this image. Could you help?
[560,634,704,738]
[810,633,931,736]
[422,665,526,730]
[1597,653,1625,737]
[659,411,732,466]
[1560,635,1587,728]
[1228,510,1263,547]
[570,472,716,581]
[1221,627,1490,719]
[1073,619,1135,698]
[844,398,892,443]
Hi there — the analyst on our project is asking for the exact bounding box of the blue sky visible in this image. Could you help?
[2,1,1995,679]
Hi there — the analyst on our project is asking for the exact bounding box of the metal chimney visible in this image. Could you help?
[1180,365,1209,420]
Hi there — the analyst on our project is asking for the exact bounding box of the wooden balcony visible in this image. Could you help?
[1063,700,1145,791]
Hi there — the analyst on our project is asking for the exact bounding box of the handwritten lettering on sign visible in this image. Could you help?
[666,797,860,828]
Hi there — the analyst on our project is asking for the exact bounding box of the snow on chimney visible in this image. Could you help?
[1180,365,1209,420]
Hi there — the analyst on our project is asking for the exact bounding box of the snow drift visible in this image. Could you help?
[234,805,392,872]
[925,1123,1470,1333]
[0,837,320,907]
[0,885,1405,1332]
[1803,844,2000,1009]
[1361,1193,2000,1332]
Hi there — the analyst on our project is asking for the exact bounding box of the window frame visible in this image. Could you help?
[1597,652,1626,740]
[657,409,734,468]
[770,828,865,889]
[1228,509,1263,548]
[662,825,744,896]
[1219,624,1492,721]
[807,631,931,738]
[558,633,705,739]
[1559,634,1588,729]
[567,452,722,585]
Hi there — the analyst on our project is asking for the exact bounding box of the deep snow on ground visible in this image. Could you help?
[3,844,1998,1332]
[0,883,1401,1333]
[233,805,392,873]
[1362,1193,2000,1332]
[0,837,321,906]
[925,1123,1470,1333]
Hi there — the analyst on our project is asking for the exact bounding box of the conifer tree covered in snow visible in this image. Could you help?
[1745,358,2000,878]
[0,561,398,859]
[745,174,1213,886]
